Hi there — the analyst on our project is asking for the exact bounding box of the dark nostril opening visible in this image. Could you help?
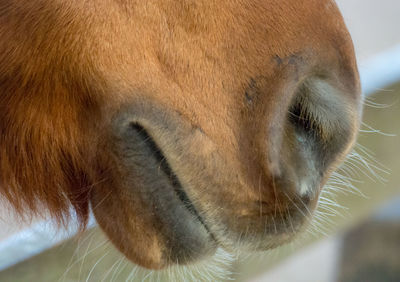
[280,79,357,199]
[287,80,355,161]
[289,99,322,140]
[127,123,212,236]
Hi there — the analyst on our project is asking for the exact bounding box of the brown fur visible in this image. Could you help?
[0,0,361,269]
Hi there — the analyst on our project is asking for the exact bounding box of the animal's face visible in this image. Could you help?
[0,0,361,270]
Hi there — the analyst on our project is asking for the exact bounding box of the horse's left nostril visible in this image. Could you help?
[281,79,359,200]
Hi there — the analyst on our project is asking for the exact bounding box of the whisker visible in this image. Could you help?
[363,97,394,109]
[112,260,129,282]
[61,239,109,281]
[85,249,111,282]
[100,256,124,282]
[359,122,396,136]
[124,267,137,282]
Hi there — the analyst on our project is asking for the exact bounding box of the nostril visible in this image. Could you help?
[280,79,359,199]
[289,96,322,139]
[287,79,356,161]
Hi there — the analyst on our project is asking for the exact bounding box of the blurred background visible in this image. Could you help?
[0,0,399,281]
